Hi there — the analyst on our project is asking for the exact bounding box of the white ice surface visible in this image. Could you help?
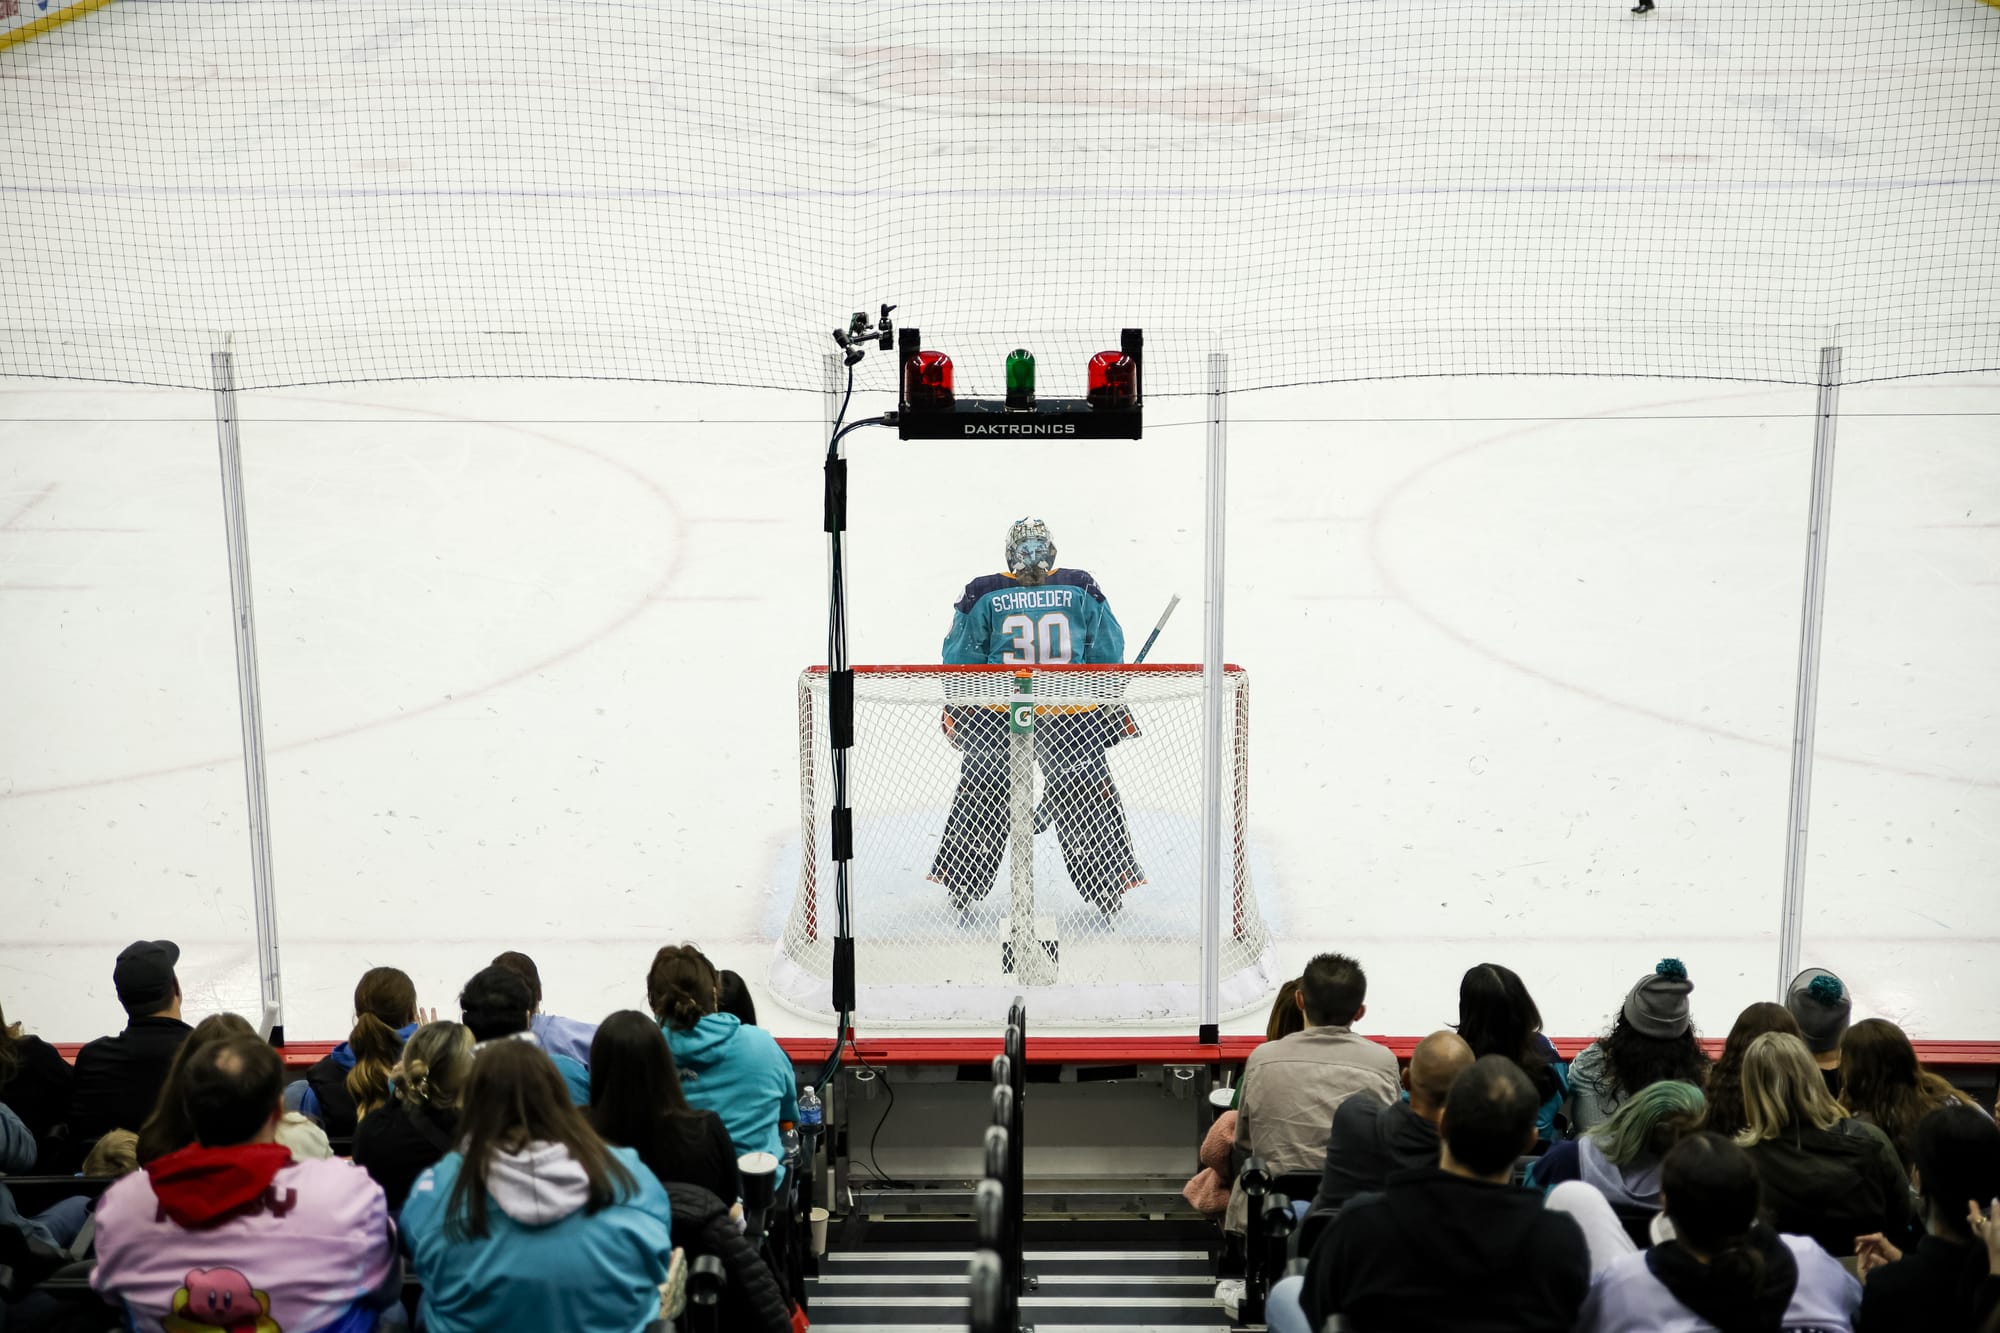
[4,374,1996,1043]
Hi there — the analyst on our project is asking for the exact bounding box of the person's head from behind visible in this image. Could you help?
[83,1129,140,1177]
[137,1012,258,1162]
[1265,978,1304,1042]
[182,1034,285,1148]
[588,1010,694,1146]
[1910,1104,2000,1239]
[1455,962,1543,1064]
[1721,1002,1802,1059]
[347,966,418,1120]
[1406,1031,1476,1124]
[717,970,758,1028]
[1840,1018,1957,1153]
[113,939,183,1020]
[1737,1030,1845,1145]
[1660,1133,1763,1269]
[1295,953,1366,1028]
[1440,1055,1539,1179]
[1589,1079,1706,1167]
[1785,967,1851,1060]
[492,951,544,1013]
[1604,958,1707,1094]
[395,1020,475,1116]
[448,1038,631,1239]
[647,944,721,1032]
[459,964,535,1043]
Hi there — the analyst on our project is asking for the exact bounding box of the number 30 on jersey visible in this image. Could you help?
[999,612,1073,664]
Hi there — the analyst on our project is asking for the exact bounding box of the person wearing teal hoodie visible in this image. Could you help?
[401,1038,674,1333]
[649,945,798,1185]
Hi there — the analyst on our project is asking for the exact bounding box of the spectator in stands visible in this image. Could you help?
[1529,1079,1705,1215]
[1970,1199,2000,1333]
[589,1010,741,1207]
[1226,953,1399,1241]
[1841,1017,1969,1168]
[1300,1055,1590,1332]
[460,964,591,1104]
[494,950,599,1067]
[1699,1001,1803,1141]
[650,944,798,1185]
[1737,1031,1913,1257]
[718,969,760,1029]
[1788,967,1854,1099]
[1306,1029,1474,1223]
[136,1012,258,1164]
[0,999,75,1173]
[65,939,193,1166]
[92,1033,401,1330]
[1575,1131,1861,1332]
[1,1101,93,1252]
[1854,1105,2000,1332]
[662,1174,792,1333]
[353,1019,474,1214]
[1267,977,1305,1042]
[1456,962,1566,1139]
[292,965,422,1139]
[83,1128,140,1178]
[401,1038,675,1331]
[1568,959,1709,1132]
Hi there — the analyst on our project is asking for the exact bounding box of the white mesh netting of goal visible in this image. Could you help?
[773,664,1278,1026]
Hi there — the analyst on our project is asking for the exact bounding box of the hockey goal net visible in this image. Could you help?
[772,664,1277,1026]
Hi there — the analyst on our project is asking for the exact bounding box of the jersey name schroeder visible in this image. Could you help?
[989,588,1075,612]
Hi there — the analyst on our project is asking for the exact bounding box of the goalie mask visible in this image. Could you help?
[1005,518,1057,585]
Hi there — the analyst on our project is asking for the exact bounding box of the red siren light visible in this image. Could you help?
[1087,351,1137,409]
[905,350,954,410]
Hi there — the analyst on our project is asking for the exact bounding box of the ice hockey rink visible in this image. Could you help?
[3,0,1997,1045]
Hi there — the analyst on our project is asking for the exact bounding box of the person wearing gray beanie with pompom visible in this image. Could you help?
[1786,968,1852,1099]
[1567,960,1712,1132]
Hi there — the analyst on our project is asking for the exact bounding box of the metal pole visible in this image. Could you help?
[1007,671,1054,984]
[1777,346,1841,998]
[1199,352,1228,1040]
[212,348,283,1044]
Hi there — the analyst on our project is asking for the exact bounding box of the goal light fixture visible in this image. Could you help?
[897,326,1144,439]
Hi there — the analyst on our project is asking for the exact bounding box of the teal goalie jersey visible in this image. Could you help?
[942,569,1126,666]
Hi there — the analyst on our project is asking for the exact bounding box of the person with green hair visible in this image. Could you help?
[1530,1079,1707,1212]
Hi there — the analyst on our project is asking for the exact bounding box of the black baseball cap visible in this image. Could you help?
[113,940,180,1013]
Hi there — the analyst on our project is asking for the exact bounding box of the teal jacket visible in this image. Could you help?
[401,1143,673,1333]
[663,1014,799,1185]
[943,569,1125,665]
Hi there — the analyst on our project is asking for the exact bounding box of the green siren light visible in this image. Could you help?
[1004,348,1035,408]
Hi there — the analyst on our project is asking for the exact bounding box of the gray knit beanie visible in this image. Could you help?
[1621,958,1694,1039]
[1786,968,1851,1055]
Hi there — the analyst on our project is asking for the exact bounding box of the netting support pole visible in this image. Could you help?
[1198,352,1228,1043]
[1777,346,1841,1000]
[212,347,283,1046]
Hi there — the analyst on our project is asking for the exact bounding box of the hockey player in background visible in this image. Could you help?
[928,518,1146,917]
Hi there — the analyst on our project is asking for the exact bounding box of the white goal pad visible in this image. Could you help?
[772,664,1278,1025]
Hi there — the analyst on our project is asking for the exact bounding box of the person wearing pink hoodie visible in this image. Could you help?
[92,1033,401,1333]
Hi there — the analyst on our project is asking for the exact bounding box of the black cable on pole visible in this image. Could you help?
[817,355,890,1095]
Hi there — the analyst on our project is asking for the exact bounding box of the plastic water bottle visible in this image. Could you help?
[780,1124,801,1168]
[798,1083,823,1131]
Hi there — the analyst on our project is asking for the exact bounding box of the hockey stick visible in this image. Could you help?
[1032,593,1180,833]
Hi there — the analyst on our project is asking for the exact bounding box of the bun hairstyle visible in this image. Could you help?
[396,1021,474,1115]
[1661,1133,1768,1305]
[346,966,418,1122]
[647,945,720,1032]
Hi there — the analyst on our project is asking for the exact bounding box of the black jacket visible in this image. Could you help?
[1304,1166,1590,1333]
[352,1103,459,1215]
[625,1110,740,1207]
[665,1181,791,1333]
[1857,1234,1992,1333]
[1,1034,76,1173]
[65,1015,192,1166]
[1744,1117,1914,1257]
[304,1054,362,1141]
[1310,1097,1441,1216]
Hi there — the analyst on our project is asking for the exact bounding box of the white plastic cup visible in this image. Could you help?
[810,1206,831,1255]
